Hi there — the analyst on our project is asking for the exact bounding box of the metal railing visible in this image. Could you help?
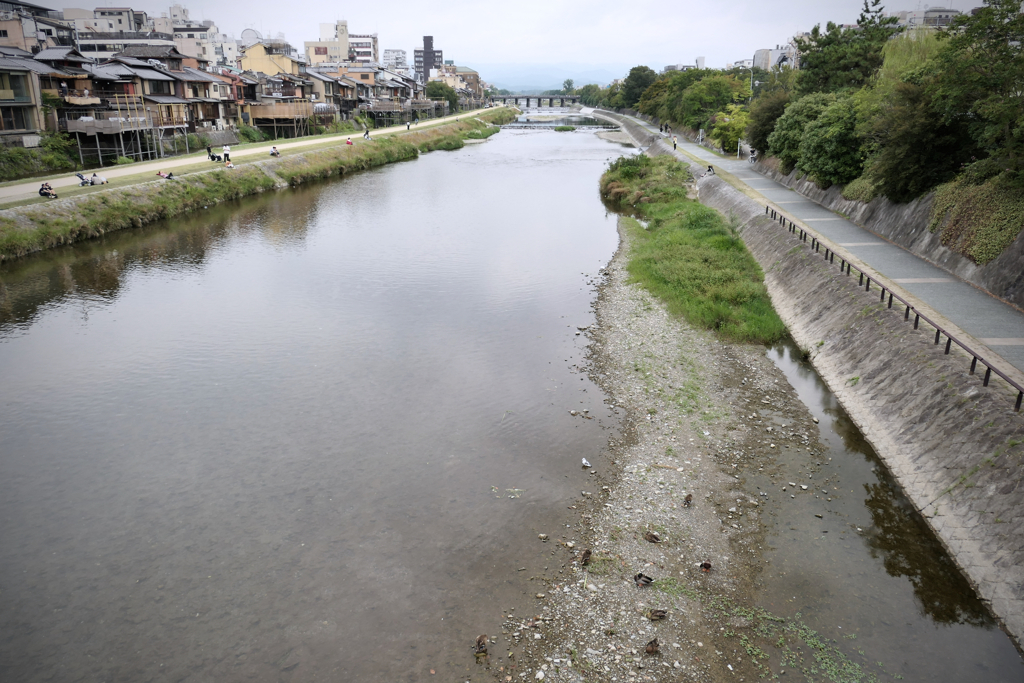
[765,205,1024,412]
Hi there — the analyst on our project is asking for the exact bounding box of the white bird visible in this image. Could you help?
[582,458,592,468]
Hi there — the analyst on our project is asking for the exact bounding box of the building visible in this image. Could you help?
[890,8,961,27]
[413,35,441,83]
[0,0,75,54]
[663,56,705,73]
[382,48,405,69]
[239,39,304,76]
[304,20,347,67]
[348,33,376,63]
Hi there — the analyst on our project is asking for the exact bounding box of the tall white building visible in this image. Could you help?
[383,48,406,69]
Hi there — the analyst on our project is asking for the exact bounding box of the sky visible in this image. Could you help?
[72,0,981,88]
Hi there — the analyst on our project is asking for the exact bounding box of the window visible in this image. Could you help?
[118,18,122,24]
[0,106,29,130]
[360,74,369,80]
[187,33,194,38]
[0,30,7,38]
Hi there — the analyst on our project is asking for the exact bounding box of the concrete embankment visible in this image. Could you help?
[603,110,1024,650]
[750,162,1024,310]
[0,118,498,262]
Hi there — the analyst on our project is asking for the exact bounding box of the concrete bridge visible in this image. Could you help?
[490,95,580,107]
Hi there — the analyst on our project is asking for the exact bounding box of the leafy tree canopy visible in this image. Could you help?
[426,81,459,111]
[797,94,864,187]
[794,0,902,96]
[621,66,658,108]
[931,0,1024,173]
[745,90,790,154]
[766,92,836,173]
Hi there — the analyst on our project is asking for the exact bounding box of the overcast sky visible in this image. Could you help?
[78,0,980,83]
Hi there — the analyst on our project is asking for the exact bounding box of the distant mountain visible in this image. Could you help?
[473,62,632,93]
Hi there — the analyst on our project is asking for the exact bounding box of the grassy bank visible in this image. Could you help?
[0,119,492,262]
[600,154,786,344]
[929,173,1024,265]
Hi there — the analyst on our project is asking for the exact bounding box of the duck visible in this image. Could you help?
[474,634,488,656]
[645,609,667,621]
[700,561,712,572]
[643,531,662,543]
[634,572,654,588]
[645,638,660,655]
[683,494,693,507]
[580,548,592,566]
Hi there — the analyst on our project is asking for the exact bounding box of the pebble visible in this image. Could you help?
[538,534,548,541]
[536,593,545,599]
[535,671,545,680]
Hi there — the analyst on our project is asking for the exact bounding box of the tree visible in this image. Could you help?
[865,81,977,202]
[426,81,459,111]
[710,104,750,155]
[621,66,657,109]
[797,95,863,187]
[577,83,603,106]
[931,0,1024,173]
[794,0,902,96]
[766,92,835,173]
[745,90,790,154]
[562,78,574,94]
[673,74,748,130]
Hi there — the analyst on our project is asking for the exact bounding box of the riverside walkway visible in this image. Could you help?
[0,110,494,205]
[593,108,1024,379]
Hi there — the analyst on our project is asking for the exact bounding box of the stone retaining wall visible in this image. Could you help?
[602,109,1024,650]
[701,168,1024,651]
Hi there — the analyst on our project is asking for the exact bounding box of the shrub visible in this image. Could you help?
[746,90,789,154]
[797,95,863,188]
[115,156,135,165]
[236,125,266,143]
[841,175,877,203]
[554,125,576,132]
[767,92,835,174]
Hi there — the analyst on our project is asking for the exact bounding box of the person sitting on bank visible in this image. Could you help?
[39,183,57,199]
[707,165,715,175]
[346,137,353,145]
[363,129,371,140]
[90,173,107,185]
[224,160,235,169]
[156,171,174,179]
[269,146,280,157]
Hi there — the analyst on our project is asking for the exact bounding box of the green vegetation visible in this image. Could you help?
[0,166,276,259]
[478,108,517,125]
[572,0,1024,264]
[236,125,268,143]
[554,125,576,132]
[0,132,78,181]
[0,119,492,261]
[425,80,459,111]
[600,154,786,344]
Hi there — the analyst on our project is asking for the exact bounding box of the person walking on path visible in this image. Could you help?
[206,144,212,159]
[222,144,230,163]
[406,122,411,130]
[673,135,677,150]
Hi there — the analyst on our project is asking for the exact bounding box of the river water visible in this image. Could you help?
[0,127,623,681]
[1,118,1021,681]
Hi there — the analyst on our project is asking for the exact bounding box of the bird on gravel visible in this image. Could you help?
[634,572,655,588]
[683,494,693,507]
[474,634,488,656]
[645,638,660,655]
[645,609,667,621]
[643,531,662,543]
[580,548,592,566]
[700,561,712,572]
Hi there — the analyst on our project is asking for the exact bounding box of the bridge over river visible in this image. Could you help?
[490,95,580,107]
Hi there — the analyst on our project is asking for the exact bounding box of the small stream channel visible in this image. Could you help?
[756,341,1023,680]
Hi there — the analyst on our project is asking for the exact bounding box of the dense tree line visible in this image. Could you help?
[575,0,1024,263]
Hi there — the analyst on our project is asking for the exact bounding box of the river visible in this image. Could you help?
[1,116,1021,682]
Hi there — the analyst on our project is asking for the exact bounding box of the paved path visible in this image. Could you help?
[596,109,1024,376]
[0,110,488,203]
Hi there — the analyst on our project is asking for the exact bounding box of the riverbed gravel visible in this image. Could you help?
[479,217,833,682]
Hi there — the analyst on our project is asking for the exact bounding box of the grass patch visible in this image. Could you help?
[478,108,518,125]
[273,136,419,185]
[555,125,576,132]
[929,172,1024,264]
[601,154,786,344]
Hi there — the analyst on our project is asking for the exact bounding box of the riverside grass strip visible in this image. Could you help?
[600,154,786,344]
[0,117,509,262]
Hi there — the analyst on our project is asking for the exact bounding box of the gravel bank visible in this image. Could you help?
[483,217,833,682]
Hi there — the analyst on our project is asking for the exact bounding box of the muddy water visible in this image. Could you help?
[757,342,1023,680]
[0,127,623,681]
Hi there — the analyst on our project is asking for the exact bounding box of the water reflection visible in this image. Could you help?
[760,342,1021,680]
[0,192,313,332]
[862,479,990,626]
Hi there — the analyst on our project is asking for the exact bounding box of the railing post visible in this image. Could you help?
[945,337,952,355]
[866,277,871,292]
[935,329,941,345]
[984,367,992,387]
[970,357,978,375]
[914,313,920,329]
